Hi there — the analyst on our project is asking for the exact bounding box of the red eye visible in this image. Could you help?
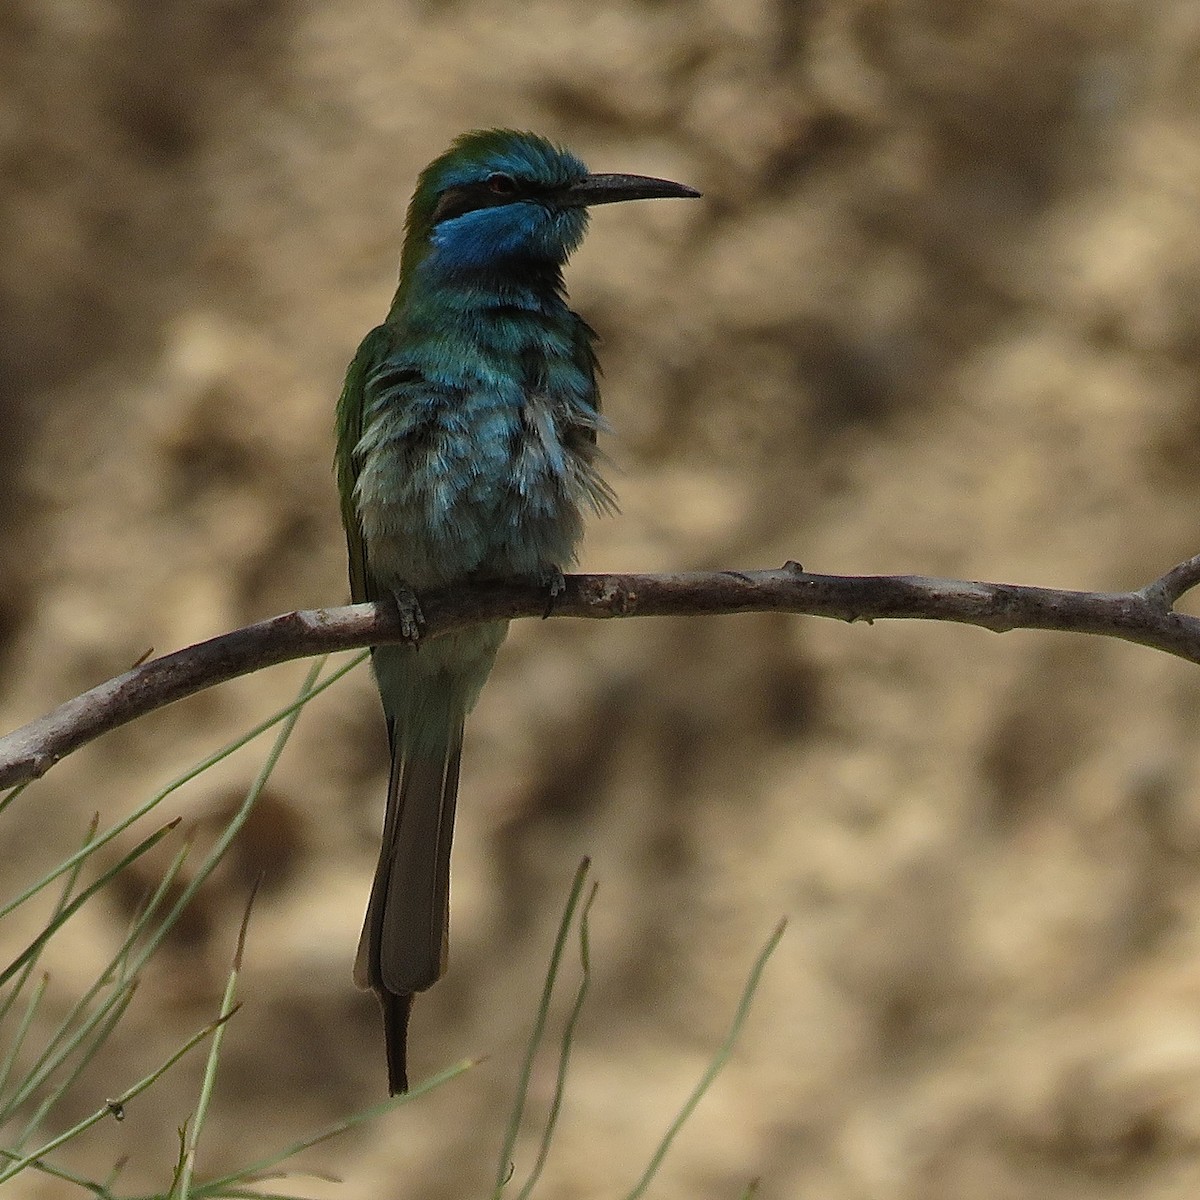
[486,172,517,195]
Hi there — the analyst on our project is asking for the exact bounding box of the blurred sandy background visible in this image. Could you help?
[5,0,1200,1196]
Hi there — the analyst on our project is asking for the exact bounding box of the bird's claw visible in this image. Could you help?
[534,565,566,619]
[390,585,425,644]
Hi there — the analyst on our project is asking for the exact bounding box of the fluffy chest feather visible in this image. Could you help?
[355,357,611,589]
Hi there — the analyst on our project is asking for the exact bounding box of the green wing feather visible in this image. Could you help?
[335,324,392,604]
[572,313,601,443]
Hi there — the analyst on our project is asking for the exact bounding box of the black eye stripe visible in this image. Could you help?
[431,179,551,225]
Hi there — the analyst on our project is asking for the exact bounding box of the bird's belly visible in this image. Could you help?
[356,390,591,590]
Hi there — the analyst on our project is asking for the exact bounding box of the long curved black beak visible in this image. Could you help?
[558,173,701,208]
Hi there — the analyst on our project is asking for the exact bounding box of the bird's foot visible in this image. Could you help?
[390,585,425,644]
[532,564,566,619]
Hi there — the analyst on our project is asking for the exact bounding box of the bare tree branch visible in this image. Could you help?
[4,560,1200,789]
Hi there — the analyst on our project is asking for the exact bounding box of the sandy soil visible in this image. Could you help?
[5,1,1200,1197]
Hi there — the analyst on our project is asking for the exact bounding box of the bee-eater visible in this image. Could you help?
[335,129,699,1093]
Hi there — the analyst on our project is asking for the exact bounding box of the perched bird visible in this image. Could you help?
[335,129,699,1093]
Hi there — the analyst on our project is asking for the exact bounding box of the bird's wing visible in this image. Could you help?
[565,312,617,515]
[335,323,392,604]
[571,313,602,444]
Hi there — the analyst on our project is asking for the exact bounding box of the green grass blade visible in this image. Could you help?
[0,652,368,1192]
[623,918,787,1200]
[177,880,260,1200]
[203,1191,316,1200]
[515,880,597,1200]
[12,980,139,1151]
[3,972,138,1128]
[0,653,368,926]
[0,819,182,992]
[0,973,48,1106]
[0,1144,114,1196]
[115,658,328,992]
[6,835,193,1119]
[101,1152,130,1195]
[189,1058,477,1197]
[492,857,592,1199]
[111,833,194,987]
[0,781,32,819]
[0,1005,237,1185]
[0,813,98,1047]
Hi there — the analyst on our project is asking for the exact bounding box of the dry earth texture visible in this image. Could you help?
[4,1,1200,1197]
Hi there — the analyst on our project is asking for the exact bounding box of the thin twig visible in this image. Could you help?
[4,561,1200,789]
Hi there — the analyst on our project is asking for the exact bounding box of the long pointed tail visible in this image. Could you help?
[379,992,412,1095]
[355,714,464,1094]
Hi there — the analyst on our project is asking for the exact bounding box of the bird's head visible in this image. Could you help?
[396,129,699,286]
